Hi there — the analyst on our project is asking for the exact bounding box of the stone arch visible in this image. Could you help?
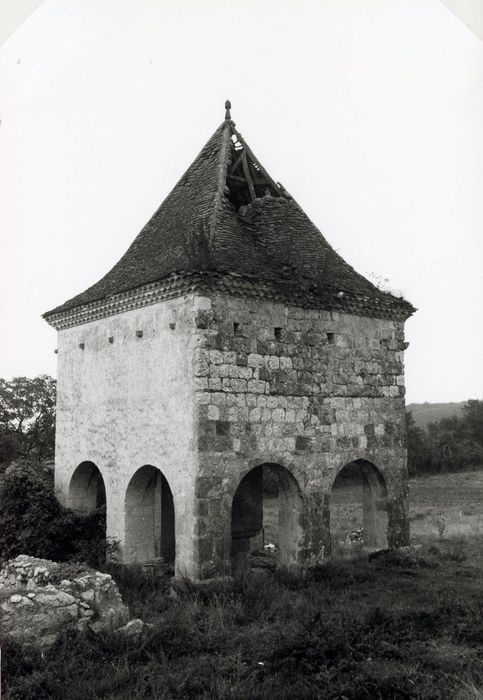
[231,463,303,576]
[330,459,388,553]
[68,461,106,513]
[124,465,175,566]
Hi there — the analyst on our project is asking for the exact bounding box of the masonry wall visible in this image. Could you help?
[54,291,409,580]
[192,295,409,578]
[55,295,206,577]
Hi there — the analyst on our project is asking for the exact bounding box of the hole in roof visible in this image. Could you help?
[225,133,286,212]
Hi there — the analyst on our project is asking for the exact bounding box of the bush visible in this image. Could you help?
[0,461,106,567]
[407,400,483,476]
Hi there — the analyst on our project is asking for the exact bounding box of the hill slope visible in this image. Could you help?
[406,401,465,429]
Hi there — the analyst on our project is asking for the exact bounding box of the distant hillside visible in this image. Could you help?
[406,402,465,429]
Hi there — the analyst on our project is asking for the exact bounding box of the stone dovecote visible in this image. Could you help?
[44,103,415,579]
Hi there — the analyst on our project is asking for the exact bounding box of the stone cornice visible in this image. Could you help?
[43,275,197,330]
[43,271,414,331]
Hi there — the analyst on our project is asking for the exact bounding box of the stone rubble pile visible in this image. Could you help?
[0,554,60,589]
[0,555,146,648]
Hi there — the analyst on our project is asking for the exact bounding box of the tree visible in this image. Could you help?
[462,400,483,448]
[407,400,483,476]
[406,410,432,476]
[0,461,106,565]
[0,375,56,465]
[426,415,464,472]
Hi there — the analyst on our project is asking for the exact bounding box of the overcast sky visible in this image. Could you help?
[1,0,482,404]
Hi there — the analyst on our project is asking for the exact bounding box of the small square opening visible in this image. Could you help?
[169,322,176,330]
[274,327,282,340]
[234,322,242,336]
[327,333,335,345]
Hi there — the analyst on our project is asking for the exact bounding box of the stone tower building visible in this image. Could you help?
[44,102,415,579]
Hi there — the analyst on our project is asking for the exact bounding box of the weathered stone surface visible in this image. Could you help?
[0,556,130,648]
[193,296,410,577]
[0,555,60,590]
[54,295,203,577]
[52,291,410,581]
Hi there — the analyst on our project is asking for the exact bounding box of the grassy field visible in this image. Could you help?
[410,470,483,541]
[262,470,483,553]
[3,470,483,699]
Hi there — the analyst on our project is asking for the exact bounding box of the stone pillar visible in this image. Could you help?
[230,536,251,583]
[194,476,231,579]
[161,476,175,564]
[362,476,380,548]
[302,491,330,562]
[231,468,263,579]
[387,496,410,548]
[277,469,303,568]
[154,471,162,559]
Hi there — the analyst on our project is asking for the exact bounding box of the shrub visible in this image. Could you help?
[0,461,106,566]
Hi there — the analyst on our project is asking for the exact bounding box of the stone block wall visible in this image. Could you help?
[192,294,410,578]
[54,290,410,580]
[55,295,205,577]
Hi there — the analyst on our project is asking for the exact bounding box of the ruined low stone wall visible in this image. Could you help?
[0,555,130,648]
[192,295,409,577]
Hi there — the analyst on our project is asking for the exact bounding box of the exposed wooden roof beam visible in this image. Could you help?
[227,174,247,184]
[241,151,256,202]
[231,152,244,174]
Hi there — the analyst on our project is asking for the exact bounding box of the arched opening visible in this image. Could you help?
[231,463,303,576]
[124,465,175,567]
[68,461,106,513]
[330,459,388,554]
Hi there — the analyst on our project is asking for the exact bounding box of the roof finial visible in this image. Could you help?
[225,99,232,120]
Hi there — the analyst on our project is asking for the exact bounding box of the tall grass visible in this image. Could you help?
[3,540,483,699]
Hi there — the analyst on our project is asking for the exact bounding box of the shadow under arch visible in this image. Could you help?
[231,463,303,576]
[330,459,388,553]
[68,461,106,513]
[124,465,175,566]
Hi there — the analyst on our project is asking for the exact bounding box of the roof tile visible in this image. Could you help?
[44,118,415,323]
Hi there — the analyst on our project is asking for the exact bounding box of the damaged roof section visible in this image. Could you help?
[225,127,288,210]
[44,104,415,324]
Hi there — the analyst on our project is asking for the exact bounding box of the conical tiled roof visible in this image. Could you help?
[44,107,415,328]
